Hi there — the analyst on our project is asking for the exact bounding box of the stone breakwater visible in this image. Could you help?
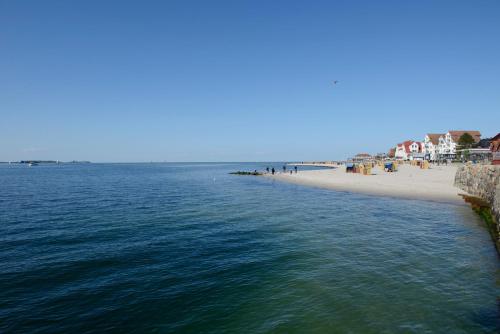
[455,164,500,237]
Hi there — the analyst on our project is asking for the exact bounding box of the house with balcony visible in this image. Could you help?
[408,141,425,160]
[423,133,444,161]
[409,141,423,153]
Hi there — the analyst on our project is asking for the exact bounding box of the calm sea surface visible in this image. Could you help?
[0,163,498,333]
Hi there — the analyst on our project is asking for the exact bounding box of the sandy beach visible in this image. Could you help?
[266,164,468,204]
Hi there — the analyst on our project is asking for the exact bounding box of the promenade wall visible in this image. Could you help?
[455,164,500,237]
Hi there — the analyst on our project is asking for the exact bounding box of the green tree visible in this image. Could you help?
[458,133,475,148]
[456,132,475,161]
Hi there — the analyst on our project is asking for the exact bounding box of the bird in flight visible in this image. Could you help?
[333,80,339,85]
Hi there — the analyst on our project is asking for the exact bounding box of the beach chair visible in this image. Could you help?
[364,165,372,175]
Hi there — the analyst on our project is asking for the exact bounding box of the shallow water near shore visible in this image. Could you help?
[1,162,499,333]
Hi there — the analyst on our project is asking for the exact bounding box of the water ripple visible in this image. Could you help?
[0,163,498,333]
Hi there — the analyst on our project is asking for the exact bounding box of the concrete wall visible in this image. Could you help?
[454,164,500,224]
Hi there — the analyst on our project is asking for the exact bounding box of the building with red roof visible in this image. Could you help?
[395,140,413,160]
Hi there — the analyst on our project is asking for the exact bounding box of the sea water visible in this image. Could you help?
[0,163,498,333]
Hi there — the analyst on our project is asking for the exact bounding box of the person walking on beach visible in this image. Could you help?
[294,166,298,174]
[271,167,275,175]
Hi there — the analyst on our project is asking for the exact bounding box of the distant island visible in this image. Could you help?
[0,160,92,164]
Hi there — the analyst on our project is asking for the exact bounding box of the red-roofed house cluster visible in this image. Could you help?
[389,130,484,161]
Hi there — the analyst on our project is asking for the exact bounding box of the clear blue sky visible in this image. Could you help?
[1,0,499,162]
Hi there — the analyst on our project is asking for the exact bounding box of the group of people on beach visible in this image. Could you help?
[265,165,298,175]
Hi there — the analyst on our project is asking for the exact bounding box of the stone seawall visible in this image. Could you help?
[454,164,500,230]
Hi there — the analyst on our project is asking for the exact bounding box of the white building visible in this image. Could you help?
[436,131,481,158]
[409,141,423,153]
[408,141,425,160]
[395,141,412,160]
[394,140,426,160]
[423,134,444,161]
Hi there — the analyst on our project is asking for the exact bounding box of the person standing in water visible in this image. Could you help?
[271,167,275,175]
[294,166,298,174]
[282,165,286,173]
[266,167,269,173]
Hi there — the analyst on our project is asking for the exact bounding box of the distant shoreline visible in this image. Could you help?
[1,160,91,164]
